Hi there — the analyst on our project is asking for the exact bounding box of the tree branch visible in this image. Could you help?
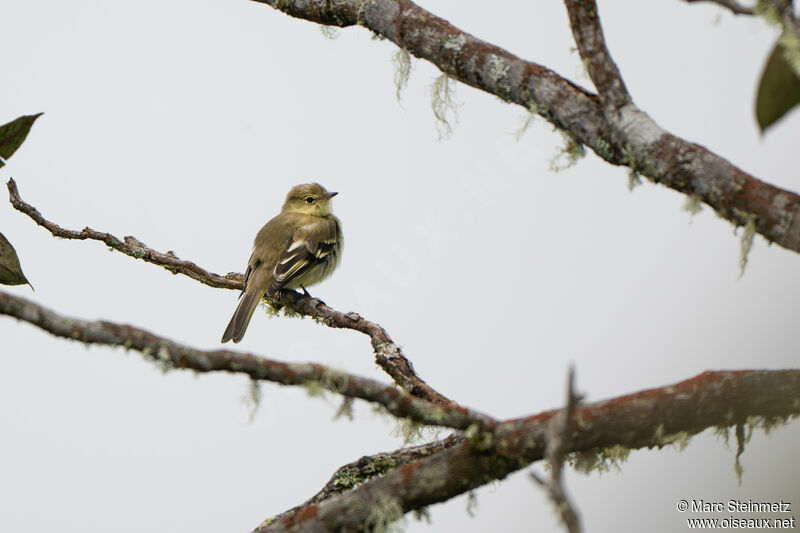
[0,290,495,431]
[250,0,800,257]
[6,177,453,406]
[530,366,584,533]
[256,369,800,532]
[563,0,631,108]
[259,434,464,528]
[683,0,756,15]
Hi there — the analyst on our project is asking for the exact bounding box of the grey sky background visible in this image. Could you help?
[1,1,799,531]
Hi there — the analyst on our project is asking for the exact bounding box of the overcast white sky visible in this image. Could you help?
[1,1,799,531]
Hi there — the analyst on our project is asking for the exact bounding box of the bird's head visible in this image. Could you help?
[282,183,338,216]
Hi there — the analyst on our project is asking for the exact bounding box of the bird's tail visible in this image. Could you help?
[221,274,267,343]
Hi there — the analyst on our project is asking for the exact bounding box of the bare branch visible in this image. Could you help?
[261,434,464,528]
[531,366,584,533]
[250,0,800,257]
[6,178,240,290]
[563,0,631,108]
[256,369,800,532]
[0,290,496,431]
[6,177,454,406]
[683,0,756,15]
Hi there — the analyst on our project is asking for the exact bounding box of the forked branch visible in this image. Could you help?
[256,369,800,532]
[6,177,453,406]
[251,0,800,256]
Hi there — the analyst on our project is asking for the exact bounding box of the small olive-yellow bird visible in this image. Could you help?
[221,183,342,343]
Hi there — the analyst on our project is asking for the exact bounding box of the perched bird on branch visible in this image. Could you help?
[221,183,342,343]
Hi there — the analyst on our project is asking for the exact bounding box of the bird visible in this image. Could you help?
[221,183,342,343]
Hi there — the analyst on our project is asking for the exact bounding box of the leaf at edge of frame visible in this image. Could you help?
[0,113,44,168]
[756,40,800,133]
[0,232,33,288]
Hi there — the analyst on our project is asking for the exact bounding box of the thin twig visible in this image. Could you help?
[6,177,454,406]
[684,0,756,15]
[563,0,631,108]
[531,366,584,533]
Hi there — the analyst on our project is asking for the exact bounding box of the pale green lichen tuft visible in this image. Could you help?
[713,425,731,448]
[466,491,479,517]
[620,143,636,167]
[332,468,360,491]
[413,508,431,524]
[746,413,795,436]
[738,215,757,277]
[154,345,173,373]
[319,25,340,40]
[321,367,350,394]
[628,170,642,192]
[243,379,262,423]
[734,458,744,485]
[620,143,657,189]
[651,424,692,451]
[464,423,493,452]
[334,397,355,421]
[734,423,747,486]
[549,130,586,172]
[662,431,691,451]
[392,48,412,102]
[157,346,171,362]
[709,416,800,486]
[515,101,539,140]
[683,194,703,220]
[260,299,283,318]
[430,74,459,139]
[364,494,406,533]
[579,57,591,81]
[487,54,510,84]
[257,517,276,529]
[569,444,630,474]
[392,417,432,445]
[595,138,613,161]
[303,380,326,398]
[332,454,400,491]
[442,34,465,52]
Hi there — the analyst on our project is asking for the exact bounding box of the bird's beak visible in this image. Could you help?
[319,191,338,202]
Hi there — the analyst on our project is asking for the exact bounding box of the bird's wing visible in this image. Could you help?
[269,219,338,294]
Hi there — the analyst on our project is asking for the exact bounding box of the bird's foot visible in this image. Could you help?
[300,286,326,307]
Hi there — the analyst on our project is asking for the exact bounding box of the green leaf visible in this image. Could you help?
[756,40,800,133]
[0,232,33,288]
[0,113,44,168]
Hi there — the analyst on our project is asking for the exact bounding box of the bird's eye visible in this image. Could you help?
[305,197,314,204]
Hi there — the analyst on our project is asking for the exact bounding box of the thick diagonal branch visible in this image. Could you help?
[6,178,452,405]
[0,290,495,430]
[257,369,800,532]
[251,0,800,256]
